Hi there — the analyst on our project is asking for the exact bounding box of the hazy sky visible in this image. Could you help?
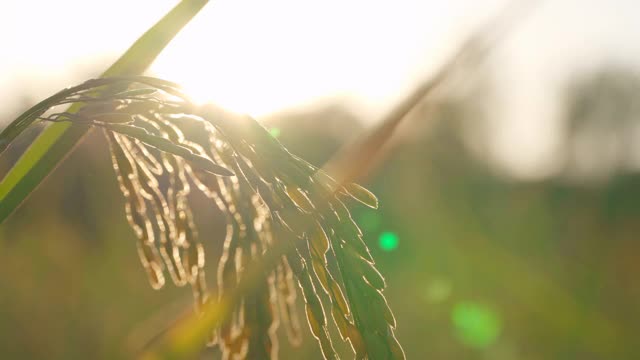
[1,0,639,178]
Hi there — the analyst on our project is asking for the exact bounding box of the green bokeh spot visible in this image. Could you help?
[451,301,501,348]
[269,127,281,138]
[379,231,399,251]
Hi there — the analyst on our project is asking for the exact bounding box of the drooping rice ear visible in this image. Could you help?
[286,253,338,360]
[341,182,379,209]
[19,76,404,359]
[106,131,167,289]
[103,123,235,176]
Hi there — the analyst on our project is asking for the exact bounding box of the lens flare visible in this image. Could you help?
[451,301,501,348]
[379,231,399,251]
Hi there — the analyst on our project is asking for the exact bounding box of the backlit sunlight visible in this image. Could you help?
[4,1,640,359]
[150,0,458,117]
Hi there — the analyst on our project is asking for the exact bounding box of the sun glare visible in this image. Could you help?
[2,0,464,121]
[150,0,445,118]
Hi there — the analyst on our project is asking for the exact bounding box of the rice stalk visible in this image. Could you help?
[3,76,404,359]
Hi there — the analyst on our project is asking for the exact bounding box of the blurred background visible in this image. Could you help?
[2,0,640,358]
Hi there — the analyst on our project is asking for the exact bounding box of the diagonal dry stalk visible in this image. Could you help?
[326,0,539,185]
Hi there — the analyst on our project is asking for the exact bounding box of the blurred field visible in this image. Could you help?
[1,62,640,359]
[4,1,640,357]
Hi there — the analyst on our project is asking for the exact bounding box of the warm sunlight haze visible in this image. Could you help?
[3,1,640,359]
[149,0,469,117]
[3,0,640,180]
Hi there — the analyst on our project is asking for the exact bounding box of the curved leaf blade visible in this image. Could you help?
[0,0,209,224]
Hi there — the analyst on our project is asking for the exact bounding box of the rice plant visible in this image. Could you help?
[0,76,404,359]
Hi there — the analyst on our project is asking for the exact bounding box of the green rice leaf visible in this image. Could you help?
[0,0,209,224]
